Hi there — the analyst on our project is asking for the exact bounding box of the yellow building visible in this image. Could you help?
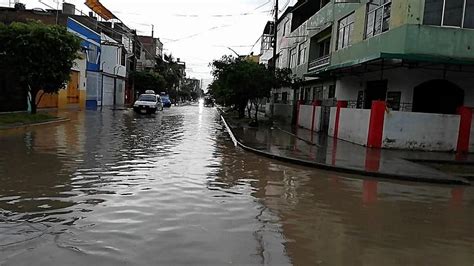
[37,52,87,110]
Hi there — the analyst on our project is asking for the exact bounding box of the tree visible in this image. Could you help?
[0,22,81,114]
[130,71,166,95]
[155,54,186,101]
[210,56,290,123]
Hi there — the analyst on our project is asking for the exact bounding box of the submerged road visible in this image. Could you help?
[0,104,473,265]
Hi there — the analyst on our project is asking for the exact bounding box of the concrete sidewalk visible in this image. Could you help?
[222,115,471,185]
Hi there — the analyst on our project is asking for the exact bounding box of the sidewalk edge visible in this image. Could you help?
[221,115,470,186]
[0,118,70,131]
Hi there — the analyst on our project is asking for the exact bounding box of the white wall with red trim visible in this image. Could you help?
[382,111,460,151]
[297,105,322,132]
[298,102,473,153]
[298,105,313,130]
[337,109,370,146]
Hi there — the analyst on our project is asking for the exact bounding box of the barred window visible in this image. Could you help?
[337,13,355,49]
[365,0,392,39]
[424,0,474,28]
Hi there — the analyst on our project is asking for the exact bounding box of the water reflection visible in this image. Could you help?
[0,106,473,265]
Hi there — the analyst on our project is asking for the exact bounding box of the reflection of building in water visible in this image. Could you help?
[214,134,474,265]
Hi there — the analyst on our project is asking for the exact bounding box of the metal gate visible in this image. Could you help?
[67,71,80,104]
[319,98,336,134]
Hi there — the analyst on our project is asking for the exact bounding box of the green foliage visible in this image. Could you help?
[209,56,292,119]
[155,54,186,99]
[0,21,81,113]
[0,112,56,126]
[130,71,166,94]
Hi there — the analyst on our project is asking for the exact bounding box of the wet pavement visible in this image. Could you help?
[226,119,471,185]
[0,105,473,265]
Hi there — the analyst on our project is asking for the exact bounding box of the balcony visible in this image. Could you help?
[308,55,330,72]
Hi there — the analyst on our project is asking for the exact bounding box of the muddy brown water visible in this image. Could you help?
[0,105,473,265]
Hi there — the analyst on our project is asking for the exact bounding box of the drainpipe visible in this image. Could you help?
[113,65,119,109]
[101,61,106,111]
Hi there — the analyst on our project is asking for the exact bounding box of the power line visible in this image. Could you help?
[171,10,271,18]
[163,24,232,44]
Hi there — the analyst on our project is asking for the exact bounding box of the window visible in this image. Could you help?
[328,85,336,98]
[312,86,323,100]
[318,38,331,57]
[298,42,307,65]
[290,48,297,68]
[337,13,355,50]
[282,92,288,104]
[365,0,392,39]
[273,93,280,103]
[424,0,474,29]
[283,21,289,36]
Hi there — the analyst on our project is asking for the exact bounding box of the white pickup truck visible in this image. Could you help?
[133,93,163,114]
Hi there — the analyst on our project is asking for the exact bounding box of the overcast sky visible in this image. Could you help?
[0,0,297,89]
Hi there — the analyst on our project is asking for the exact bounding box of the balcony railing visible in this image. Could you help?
[308,55,330,72]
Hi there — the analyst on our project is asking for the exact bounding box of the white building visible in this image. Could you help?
[100,33,127,107]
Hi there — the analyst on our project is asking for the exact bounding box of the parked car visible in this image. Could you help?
[161,95,172,108]
[204,96,214,107]
[133,93,163,114]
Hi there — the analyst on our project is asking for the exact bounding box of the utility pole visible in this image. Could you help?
[271,0,279,119]
[272,0,278,71]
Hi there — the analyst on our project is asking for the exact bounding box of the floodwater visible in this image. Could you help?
[0,105,473,265]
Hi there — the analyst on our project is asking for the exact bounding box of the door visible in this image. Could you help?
[364,80,388,109]
[102,76,114,106]
[67,71,80,104]
[320,98,336,134]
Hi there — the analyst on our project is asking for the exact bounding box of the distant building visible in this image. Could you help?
[259,21,274,66]
[137,35,164,71]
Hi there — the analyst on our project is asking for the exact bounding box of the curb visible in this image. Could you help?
[275,126,322,147]
[221,115,470,186]
[0,118,70,131]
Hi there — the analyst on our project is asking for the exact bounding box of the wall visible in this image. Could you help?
[71,54,87,109]
[337,108,371,145]
[276,12,293,69]
[86,71,101,108]
[102,76,114,106]
[383,111,460,151]
[297,105,322,132]
[298,105,313,129]
[101,44,126,77]
[335,67,474,108]
[273,104,294,123]
[405,25,474,60]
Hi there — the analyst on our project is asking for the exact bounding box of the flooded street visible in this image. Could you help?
[0,105,473,265]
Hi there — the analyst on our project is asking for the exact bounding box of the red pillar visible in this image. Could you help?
[450,187,465,206]
[333,100,348,139]
[365,148,382,172]
[363,180,378,204]
[367,101,386,148]
[456,106,472,154]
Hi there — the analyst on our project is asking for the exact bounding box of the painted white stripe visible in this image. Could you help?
[67,28,101,47]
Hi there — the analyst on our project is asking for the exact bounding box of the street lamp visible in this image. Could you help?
[227,47,240,57]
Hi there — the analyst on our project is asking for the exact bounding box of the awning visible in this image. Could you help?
[85,0,117,20]
[305,52,474,77]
